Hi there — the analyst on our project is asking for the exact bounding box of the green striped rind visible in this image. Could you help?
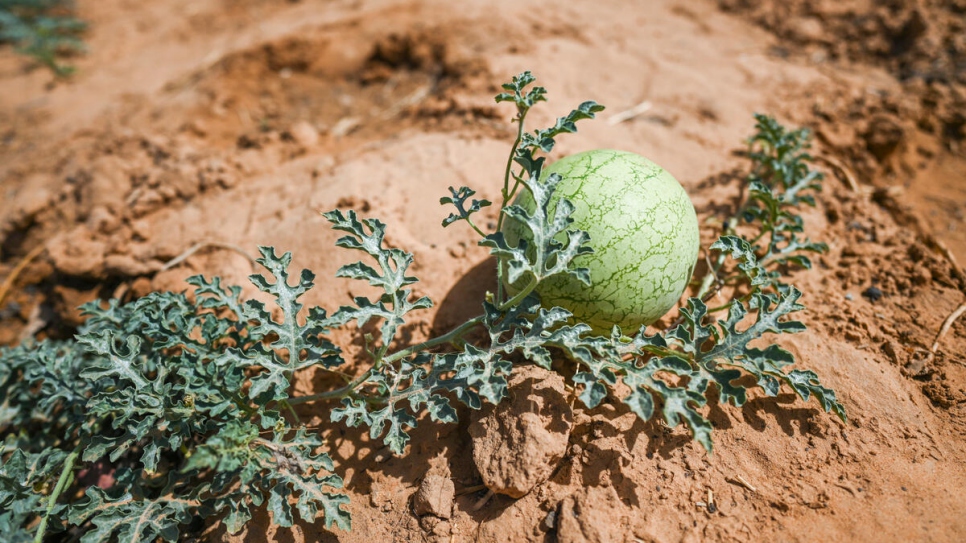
[503,149,699,332]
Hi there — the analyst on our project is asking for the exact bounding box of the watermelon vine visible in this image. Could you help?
[0,71,845,541]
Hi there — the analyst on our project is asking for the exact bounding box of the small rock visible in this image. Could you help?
[904,353,929,377]
[863,115,905,162]
[543,509,557,530]
[368,472,402,511]
[417,515,451,537]
[13,174,53,219]
[787,16,825,43]
[46,228,108,279]
[882,341,904,365]
[412,475,454,519]
[555,486,624,543]
[87,206,121,234]
[103,254,163,277]
[86,156,133,211]
[288,120,320,147]
[911,264,932,286]
[468,365,573,498]
[130,188,165,217]
[862,286,883,302]
[907,244,926,262]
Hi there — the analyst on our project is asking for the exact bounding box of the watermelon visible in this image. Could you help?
[502,149,699,333]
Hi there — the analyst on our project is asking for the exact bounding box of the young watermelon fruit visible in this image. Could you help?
[502,149,700,333]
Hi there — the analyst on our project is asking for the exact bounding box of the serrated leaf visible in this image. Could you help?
[786,370,847,422]
[520,100,605,153]
[494,71,543,107]
[710,235,770,287]
[573,372,608,409]
[222,500,253,534]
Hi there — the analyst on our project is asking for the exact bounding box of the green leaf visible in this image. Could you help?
[494,71,544,108]
[440,186,492,228]
[482,172,592,287]
[323,210,432,360]
[710,235,772,287]
[256,428,350,531]
[786,370,847,422]
[0,1,86,76]
[244,247,343,402]
[573,372,608,409]
[520,100,605,154]
[70,488,194,543]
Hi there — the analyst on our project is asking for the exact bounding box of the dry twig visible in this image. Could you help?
[931,302,966,353]
[471,489,494,511]
[918,234,966,356]
[815,155,860,192]
[607,100,653,125]
[924,235,964,281]
[455,484,488,497]
[729,474,757,492]
[0,244,47,308]
[161,241,256,272]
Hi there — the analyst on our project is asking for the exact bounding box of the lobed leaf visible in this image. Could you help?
[482,173,592,288]
[440,186,492,228]
[323,210,432,359]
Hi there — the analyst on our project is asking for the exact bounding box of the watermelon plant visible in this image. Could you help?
[0,0,85,76]
[0,71,845,541]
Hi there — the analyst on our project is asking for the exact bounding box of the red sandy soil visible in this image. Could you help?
[1,1,965,541]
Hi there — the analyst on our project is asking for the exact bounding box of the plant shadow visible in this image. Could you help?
[739,393,828,438]
[431,256,497,339]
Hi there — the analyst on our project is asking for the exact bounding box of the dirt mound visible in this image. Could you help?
[719,0,965,147]
[717,0,966,283]
[718,0,966,83]
[469,365,574,499]
[0,10,505,343]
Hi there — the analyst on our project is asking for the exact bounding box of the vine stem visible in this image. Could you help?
[498,277,537,311]
[691,176,750,302]
[383,316,484,365]
[34,448,79,543]
[288,316,485,406]
[694,266,720,302]
[0,244,46,308]
[464,217,487,239]
[287,369,375,405]
[499,109,529,219]
[496,107,529,305]
[673,178,750,329]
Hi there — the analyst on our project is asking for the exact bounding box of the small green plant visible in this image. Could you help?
[0,72,845,541]
[0,0,85,76]
[695,113,829,306]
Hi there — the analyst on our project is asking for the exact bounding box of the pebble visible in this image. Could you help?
[862,286,883,302]
[288,120,320,147]
[412,475,454,519]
